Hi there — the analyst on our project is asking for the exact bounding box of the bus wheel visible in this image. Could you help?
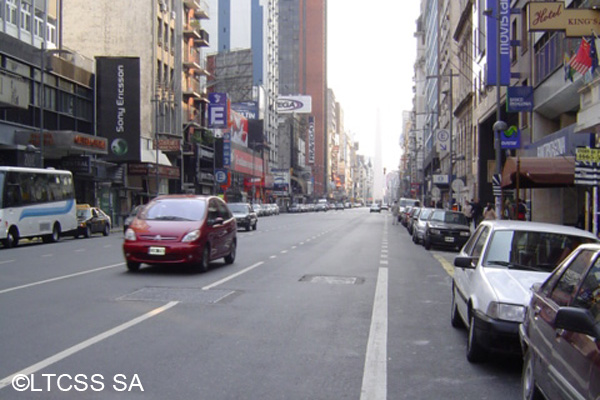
[3,227,19,248]
[44,223,61,243]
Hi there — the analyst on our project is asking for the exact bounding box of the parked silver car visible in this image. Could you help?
[411,207,434,244]
[451,220,598,363]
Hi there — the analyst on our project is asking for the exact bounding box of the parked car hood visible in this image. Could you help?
[483,268,549,305]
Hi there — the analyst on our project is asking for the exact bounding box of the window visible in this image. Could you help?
[573,254,600,322]
[470,226,490,259]
[20,1,31,31]
[6,0,17,25]
[549,250,596,307]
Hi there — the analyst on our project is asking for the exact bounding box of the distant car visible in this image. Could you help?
[520,242,600,400]
[288,204,301,213]
[335,203,345,210]
[228,202,258,231]
[123,205,143,234]
[253,204,265,216]
[422,209,470,250]
[412,207,434,244]
[123,195,237,272]
[381,204,389,211]
[75,204,111,238]
[315,202,328,212]
[370,203,381,213]
[451,220,598,363]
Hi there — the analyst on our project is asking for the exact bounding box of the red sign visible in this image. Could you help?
[231,148,263,176]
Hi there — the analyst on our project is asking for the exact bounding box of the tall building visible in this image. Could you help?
[0,0,114,210]
[212,0,279,192]
[61,0,212,204]
[279,0,327,198]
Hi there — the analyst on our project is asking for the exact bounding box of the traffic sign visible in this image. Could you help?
[215,169,228,184]
[436,129,450,153]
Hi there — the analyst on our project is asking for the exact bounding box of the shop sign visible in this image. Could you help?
[528,2,600,37]
[308,117,315,164]
[501,126,521,149]
[507,86,533,112]
[153,139,181,152]
[62,155,92,175]
[128,163,180,178]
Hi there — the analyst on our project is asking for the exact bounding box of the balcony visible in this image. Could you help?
[184,22,210,47]
[182,78,204,100]
[184,0,209,19]
[183,49,209,76]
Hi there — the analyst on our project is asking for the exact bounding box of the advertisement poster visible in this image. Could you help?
[96,57,141,161]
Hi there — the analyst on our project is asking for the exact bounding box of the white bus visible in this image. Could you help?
[0,166,77,248]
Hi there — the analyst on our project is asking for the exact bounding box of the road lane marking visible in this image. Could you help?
[42,254,53,257]
[203,262,265,290]
[0,263,125,295]
[433,254,454,277]
[281,250,288,254]
[360,267,388,400]
[0,301,178,390]
[0,260,15,265]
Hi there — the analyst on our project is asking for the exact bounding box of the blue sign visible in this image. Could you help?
[486,0,511,86]
[507,86,533,112]
[501,125,521,149]
[208,93,228,129]
[231,101,258,120]
[215,169,228,184]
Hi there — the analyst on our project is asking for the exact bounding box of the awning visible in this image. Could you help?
[141,147,171,166]
[501,156,575,189]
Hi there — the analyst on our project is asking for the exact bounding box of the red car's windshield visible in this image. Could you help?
[140,199,206,221]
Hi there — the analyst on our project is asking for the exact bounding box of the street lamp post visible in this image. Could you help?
[494,0,506,219]
[39,42,46,168]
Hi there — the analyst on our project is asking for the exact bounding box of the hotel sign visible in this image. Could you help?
[528,2,600,37]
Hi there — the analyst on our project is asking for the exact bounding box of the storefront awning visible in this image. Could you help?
[501,156,575,189]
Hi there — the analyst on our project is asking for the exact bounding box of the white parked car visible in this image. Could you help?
[451,220,598,363]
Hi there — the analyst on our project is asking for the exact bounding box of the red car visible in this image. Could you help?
[520,243,600,400]
[123,195,237,272]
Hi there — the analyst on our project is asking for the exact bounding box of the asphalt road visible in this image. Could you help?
[0,208,521,399]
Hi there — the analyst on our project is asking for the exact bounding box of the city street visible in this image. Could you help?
[0,208,521,399]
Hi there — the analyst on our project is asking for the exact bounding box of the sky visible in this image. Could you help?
[204,0,421,173]
[327,0,421,173]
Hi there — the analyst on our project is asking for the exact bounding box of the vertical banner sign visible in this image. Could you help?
[208,92,228,129]
[96,57,141,162]
[308,116,315,165]
[223,132,231,167]
[486,0,511,86]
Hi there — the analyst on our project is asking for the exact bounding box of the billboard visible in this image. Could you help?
[277,95,312,114]
[96,57,141,161]
[208,92,229,128]
[232,101,259,120]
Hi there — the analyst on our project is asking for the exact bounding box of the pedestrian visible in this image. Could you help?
[483,203,496,220]
[391,200,400,225]
[470,199,483,227]
[463,200,473,226]
[516,199,527,221]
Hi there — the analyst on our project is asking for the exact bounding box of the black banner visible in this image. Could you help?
[96,57,141,162]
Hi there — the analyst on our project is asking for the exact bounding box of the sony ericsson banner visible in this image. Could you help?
[486,0,511,86]
[96,57,141,162]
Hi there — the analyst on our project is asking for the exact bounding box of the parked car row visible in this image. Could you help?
[401,205,470,251]
[398,203,600,398]
[289,202,358,213]
[252,203,280,216]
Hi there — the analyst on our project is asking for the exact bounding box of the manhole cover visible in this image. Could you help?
[118,287,235,304]
[299,275,364,285]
